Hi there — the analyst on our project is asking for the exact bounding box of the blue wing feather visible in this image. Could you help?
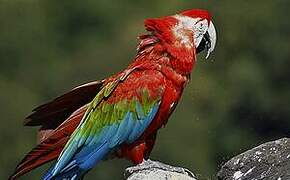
[110,112,131,147]
[44,101,160,180]
[127,103,159,143]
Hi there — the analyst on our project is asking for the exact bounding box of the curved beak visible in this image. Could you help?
[195,21,217,59]
[205,21,217,59]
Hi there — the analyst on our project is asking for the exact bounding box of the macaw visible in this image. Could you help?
[10,9,216,180]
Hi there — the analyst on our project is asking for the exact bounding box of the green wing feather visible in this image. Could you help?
[49,70,163,176]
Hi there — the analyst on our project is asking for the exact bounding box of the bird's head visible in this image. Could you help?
[144,9,216,59]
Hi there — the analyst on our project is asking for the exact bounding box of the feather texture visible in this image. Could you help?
[10,105,87,179]
[24,81,103,130]
[10,9,215,179]
[45,68,164,179]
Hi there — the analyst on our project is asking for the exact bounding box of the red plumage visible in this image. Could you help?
[10,9,214,179]
[11,83,102,179]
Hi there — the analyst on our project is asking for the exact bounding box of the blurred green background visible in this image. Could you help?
[1,0,290,179]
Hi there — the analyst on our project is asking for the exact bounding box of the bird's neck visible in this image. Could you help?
[164,42,195,75]
[136,34,196,76]
[133,35,194,87]
[143,17,196,75]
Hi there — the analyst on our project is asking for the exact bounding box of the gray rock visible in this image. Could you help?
[217,138,290,180]
[124,159,196,180]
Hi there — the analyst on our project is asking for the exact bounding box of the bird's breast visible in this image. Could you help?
[141,76,185,138]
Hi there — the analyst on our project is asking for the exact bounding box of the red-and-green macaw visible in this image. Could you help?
[10,9,216,180]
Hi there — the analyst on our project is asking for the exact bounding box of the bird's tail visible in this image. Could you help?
[9,105,86,179]
[43,164,85,180]
[9,139,65,180]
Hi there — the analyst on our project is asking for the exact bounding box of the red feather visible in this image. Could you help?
[10,81,103,179]
[10,106,87,180]
[180,9,212,22]
[11,9,213,178]
[24,81,103,130]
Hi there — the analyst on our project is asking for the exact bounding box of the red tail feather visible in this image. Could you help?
[10,106,87,179]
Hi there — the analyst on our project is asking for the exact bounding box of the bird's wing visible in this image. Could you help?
[24,80,104,130]
[9,105,88,180]
[48,69,165,178]
[9,81,104,180]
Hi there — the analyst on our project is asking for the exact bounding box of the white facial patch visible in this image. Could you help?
[173,15,208,48]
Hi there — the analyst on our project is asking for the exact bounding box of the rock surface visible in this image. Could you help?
[124,159,196,180]
[217,138,290,180]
